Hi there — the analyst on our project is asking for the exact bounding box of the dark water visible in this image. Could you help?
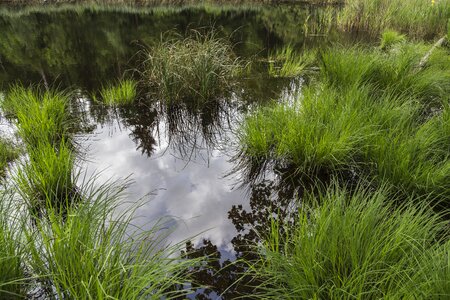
[0,4,359,298]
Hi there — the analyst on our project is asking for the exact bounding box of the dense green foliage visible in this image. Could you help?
[252,184,450,299]
[241,41,450,202]
[0,190,26,299]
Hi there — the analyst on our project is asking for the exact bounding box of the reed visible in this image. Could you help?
[251,183,449,299]
[319,43,449,107]
[380,29,406,50]
[240,40,449,202]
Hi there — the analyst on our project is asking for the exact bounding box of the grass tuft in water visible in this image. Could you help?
[3,85,72,149]
[25,178,199,299]
[240,40,449,202]
[0,138,19,178]
[251,183,450,299]
[145,30,242,104]
[268,46,315,78]
[99,79,137,106]
[15,139,76,213]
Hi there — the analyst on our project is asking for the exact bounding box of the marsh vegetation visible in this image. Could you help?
[0,1,449,299]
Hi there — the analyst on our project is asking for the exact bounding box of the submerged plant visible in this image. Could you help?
[99,79,137,106]
[251,183,449,299]
[145,30,242,104]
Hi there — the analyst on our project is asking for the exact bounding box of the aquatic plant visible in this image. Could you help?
[380,29,406,50]
[0,189,26,299]
[25,178,199,300]
[145,30,242,104]
[240,41,449,201]
[251,183,450,299]
[4,86,71,149]
[99,79,137,106]
[239,85,374,175]
[337,0,449,38]
[0,138,19,178]
[268,46,315,78]
[15,140,76,213]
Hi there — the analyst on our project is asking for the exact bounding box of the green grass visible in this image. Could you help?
[0,138,19,178]
[15,139,76,213]
[3,86,71,150]
[380,29,406,50]
[240,41,449,202]
[99,79,137,106]
[1,82,202,298]
[337,0,450,38]
[319,43,450,106]
[24,178,199,299]
[0,189,26,299]
[240,85,374,174]
[145,30,242,104]
[268,46,315,78]
[251,183,450,299]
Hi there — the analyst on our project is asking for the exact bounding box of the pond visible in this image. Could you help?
[0,3,365,298]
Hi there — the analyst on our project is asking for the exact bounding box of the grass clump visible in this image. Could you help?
[0,138,19,178]
[240,85,373,174]
[3,85,71,149]
[380,29,406,50]
[252,183,450,299]
[15,140,76,213]
[25,179,198,299]
[337,0,450,38]
[99,79,137,106]
[268,46,315,78]
[145,31,242,104]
